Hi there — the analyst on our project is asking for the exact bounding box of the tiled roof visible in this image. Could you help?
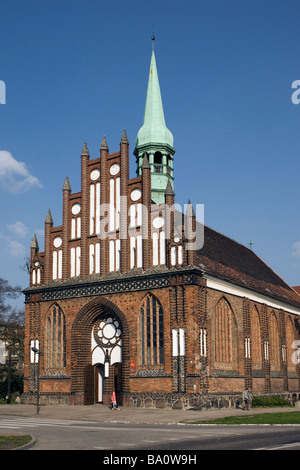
[196,225,300,309]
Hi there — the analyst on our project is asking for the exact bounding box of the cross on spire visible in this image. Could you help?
[152,26,155,50]
[248,240,254,251]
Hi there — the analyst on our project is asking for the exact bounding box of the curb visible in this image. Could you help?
[10,435,36,451]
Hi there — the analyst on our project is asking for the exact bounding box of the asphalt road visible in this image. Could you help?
[1,415,300,452]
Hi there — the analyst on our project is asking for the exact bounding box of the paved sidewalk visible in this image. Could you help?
[0,403,299,425]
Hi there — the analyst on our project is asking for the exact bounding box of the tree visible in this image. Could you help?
[0,277,24,363]
[0,278,24,400]
[0,277,23,324]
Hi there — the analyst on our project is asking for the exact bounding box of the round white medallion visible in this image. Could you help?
[131,189,142,201]
[110,163,120,176]
[53,236,62,248]
[153,216,164,229]
[71,204,81,215]
[90,169,100,181]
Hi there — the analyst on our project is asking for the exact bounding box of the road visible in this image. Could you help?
[1,415,300,452]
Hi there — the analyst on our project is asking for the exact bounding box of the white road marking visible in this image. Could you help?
[254,441,300,450]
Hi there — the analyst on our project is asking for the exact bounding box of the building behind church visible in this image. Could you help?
[23,45,300,408]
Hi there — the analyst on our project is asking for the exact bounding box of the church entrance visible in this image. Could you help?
[84,362,122,405]
[84,314,123,405]
[96,363,122,404]
[72,298,128,406]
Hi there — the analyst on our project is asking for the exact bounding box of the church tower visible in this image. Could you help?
[134,40,175,204]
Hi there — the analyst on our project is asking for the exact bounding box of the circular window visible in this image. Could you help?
[90,169,100,181]
[153,216,164,229]
[53,236,62,248]
[110,163,120,176]
[71,203,81,215]
[94,316,121,348]
[131,189,142,201]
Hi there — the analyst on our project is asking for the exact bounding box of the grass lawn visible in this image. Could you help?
[187,411,300,425]
[0,435,32,450]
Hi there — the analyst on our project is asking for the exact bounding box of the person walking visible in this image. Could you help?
[111,390,120,411]
[242,388,251,410]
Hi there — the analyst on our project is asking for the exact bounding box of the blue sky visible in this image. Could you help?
[1,0,300,308]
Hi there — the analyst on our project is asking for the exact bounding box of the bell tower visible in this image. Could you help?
[134,38,175,204]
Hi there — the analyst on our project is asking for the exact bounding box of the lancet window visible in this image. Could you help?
[140,295,164,366]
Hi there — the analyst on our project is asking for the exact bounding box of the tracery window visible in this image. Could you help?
[46,304,66,369]
[140,295,164,365]
[251,306,262,369]
[215,297,235,363]
[286,317,296,371]
[270,312,281,370]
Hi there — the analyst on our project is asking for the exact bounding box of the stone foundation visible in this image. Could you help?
[130,391,299,409]
[129,393,241,410]
[22,391,298,409]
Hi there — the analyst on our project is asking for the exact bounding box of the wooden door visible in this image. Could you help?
[84,364,95,405]
[114,363,122,405]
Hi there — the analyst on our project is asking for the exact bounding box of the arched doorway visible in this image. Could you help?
[71,298,129,406]
[91,315,122,404]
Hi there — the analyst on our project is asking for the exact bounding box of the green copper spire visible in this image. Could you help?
[134,43,175,205]
[135,49,174,149]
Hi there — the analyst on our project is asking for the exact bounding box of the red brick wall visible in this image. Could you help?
[23,137,300,405]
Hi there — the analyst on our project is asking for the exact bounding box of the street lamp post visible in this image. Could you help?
[6,349,11,404]
[31,346,43,414]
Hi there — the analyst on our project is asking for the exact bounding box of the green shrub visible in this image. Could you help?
[0,372,23,399]
[251,396,291,408]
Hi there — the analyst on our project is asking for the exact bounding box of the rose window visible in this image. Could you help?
[94,317,122,349]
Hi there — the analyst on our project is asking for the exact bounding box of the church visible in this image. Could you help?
[23,43,300,408]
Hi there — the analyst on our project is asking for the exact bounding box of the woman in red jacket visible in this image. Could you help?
[111,390,120,410]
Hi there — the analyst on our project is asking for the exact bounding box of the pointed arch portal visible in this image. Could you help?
[71,297,129,405]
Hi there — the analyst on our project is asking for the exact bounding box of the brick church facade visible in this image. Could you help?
[23,45,300,408]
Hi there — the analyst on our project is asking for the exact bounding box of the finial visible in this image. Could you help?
[165,179,174,196]
[142,152,150,169]
[186,200,195,217]
[31,233,39,250]
[45,209,53,225]
[63,176,71,191]
[81,142,89,157]
[120,129,129,144]
[151,25,155,50]
[100,135,109,151]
